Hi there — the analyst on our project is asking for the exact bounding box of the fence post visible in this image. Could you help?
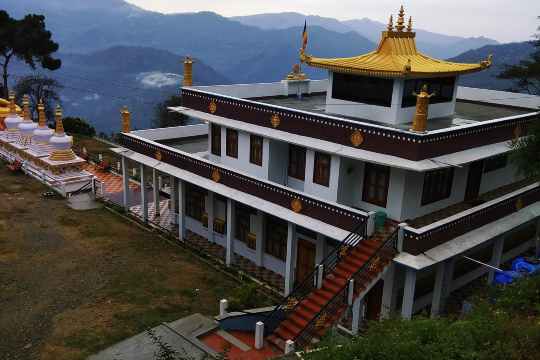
[255,321,264,350]
[284,339,295,355]
[219,299,228,317]
[317,264,324,289]
[348,279,355,305]
[367,211,376,236]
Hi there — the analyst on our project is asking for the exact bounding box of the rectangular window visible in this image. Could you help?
[235,203,255,248]
[250,135,263,166]
[362,163,390,207]
[421,168,455,205]
[226,128,238,158]
[211,124,221,156]
[288,145,306,181]
[332,73,394,107]
[313,152,331,187]
[402,77,456,107]
[185,184,207,221]
[483,154,508,173]
[265,216,288,260]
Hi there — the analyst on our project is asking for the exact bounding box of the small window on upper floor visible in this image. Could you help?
[332,73,394,107]
[484,154,508,173]
[250,135,263,166]
[421,168,455,205]
[211,124,221,156]
[362,163,390,207]
[402,77,456,107]
[288,144,306,181]
[226,128,238,158]
[313,151,331,187]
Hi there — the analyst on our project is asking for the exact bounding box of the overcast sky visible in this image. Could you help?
[126,0,538,43]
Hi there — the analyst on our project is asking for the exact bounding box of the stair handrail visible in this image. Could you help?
[294,227,399,349]
[263,219,368,334]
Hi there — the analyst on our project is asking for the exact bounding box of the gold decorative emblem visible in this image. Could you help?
[291,198,303,213]
[315,313,329,329]
[516,198,524,211]
[368,256,381,272]
[350,130,364,147]
[339,245,350,257]
[211,168,221,183]
[270,114,281,128]
[285,297,299,310]
[209,100,217,114]
[155,150,162,161]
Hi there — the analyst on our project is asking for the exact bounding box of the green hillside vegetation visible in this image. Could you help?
[306,275,540,360]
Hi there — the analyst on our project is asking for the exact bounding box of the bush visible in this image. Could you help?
[63,117,96,137]
[227,283,263,312]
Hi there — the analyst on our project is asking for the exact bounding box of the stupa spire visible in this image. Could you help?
[22,95,31,121]
[38,100,47,127]
[395,5,406,32]
[407,16,413,32]
[54,105,64,135]
[387,15,394,32]
[8,91,16,115]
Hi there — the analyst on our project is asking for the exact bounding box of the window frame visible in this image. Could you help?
[235,203,255,249]
[421,168,455,205]
[332,73,394,107]
[265,216,287,260]
[226,128,238,158]
[185,184,207,221]
[401,77,456,108]
[362,163,390,207]
[250,135,263,166]
[483,154,508,173]
[313,151,331,187]
[211,124,221,156]
[288,145,306,181]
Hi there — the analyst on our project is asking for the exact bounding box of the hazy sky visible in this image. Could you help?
[126,0,539,43]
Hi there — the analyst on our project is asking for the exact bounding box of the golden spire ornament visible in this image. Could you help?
[411,84,436,133]
[8,91,16,115]
[407,16,413,32]
[38,100,47,127]
[183,56,193,87]
[22,95,31,121]
[121,106,131,133]
[387,15,394,32]
[395,5,406,32]
[54,105,64,134]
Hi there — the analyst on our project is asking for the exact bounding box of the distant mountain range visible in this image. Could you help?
[2,0,534,132]
[231,12,500,59]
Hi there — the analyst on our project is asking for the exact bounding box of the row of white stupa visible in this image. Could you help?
[2,93,76,162]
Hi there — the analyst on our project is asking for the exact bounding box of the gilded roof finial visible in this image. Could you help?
[54,104,64,134]
[396,5,406,32]
[38,99,47,127]
[407,16,413,32]
[121,105,131,133]
[23,95,31,121]
[8,91,16,115]
[387,15,394,32]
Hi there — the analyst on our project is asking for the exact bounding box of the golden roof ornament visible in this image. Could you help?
[22,95,31,121]
[38,100,47,127]
[407,16,413,32]
[286,63,307,80]
[395,5,406,32]
[183,56,194,87]
[387,15,394,32]
[121,106,131,133]
[8,91,16,115]
[410,84,436,133]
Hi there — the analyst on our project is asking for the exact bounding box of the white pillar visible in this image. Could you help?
[170,176,178,225]
[121,156,129,210]
[153,168,160,219]
[487,236,505,284]
[351,296,365,335]
[207,191,215,243]
[284,340,295,355]
[219,299,228,316]
[255,210,264,267]
[140,164,148,222]
[254,321,264,350]
[315,233,326,264]
[284,222,297,296]
[178,180,186,241]
[401,267,417,319]
[381,262,397,319]
[536,219,540,257]
[158,175,163,191]
[430,259,454,318]
[226,198,235,266]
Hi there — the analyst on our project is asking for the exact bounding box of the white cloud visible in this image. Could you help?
[83,93,101,101]
[136,72,182,88]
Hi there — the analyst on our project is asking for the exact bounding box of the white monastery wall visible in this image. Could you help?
[479,162,522,195]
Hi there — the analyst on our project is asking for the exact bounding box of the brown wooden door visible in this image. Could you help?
[465,160,484,201]
[365,280,384,321]
[296,239,316,285]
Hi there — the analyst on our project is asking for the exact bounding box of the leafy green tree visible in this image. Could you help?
[62,117,96,137]
[153,95,188,128]
[13,74,62,120]
[0,11,61,98]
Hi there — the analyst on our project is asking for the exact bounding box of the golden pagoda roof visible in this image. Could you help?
[301,6,492,79]
[0,98,22,117]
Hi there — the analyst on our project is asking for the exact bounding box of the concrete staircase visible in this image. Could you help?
[267,225,397,351]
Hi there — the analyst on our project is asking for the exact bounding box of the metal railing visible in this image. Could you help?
[263,220,367,334]
[294,228,398,349]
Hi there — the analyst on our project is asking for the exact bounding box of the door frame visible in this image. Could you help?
[295,237,317,285]
[465,160,484,202]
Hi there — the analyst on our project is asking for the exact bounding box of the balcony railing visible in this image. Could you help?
[118,133,368,232]
[403,182,540,255]
[182,88,539,161]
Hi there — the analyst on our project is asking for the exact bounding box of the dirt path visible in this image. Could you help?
[0,167,246,360]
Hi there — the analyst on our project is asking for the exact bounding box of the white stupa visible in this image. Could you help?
[17,95,38,146]
[48,105,76,162]
[3,92,23,142]
[32,100,55,145]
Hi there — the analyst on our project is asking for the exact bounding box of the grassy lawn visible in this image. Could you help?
[0,164,267,360]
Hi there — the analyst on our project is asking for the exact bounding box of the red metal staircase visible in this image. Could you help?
[265,223,398,351]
